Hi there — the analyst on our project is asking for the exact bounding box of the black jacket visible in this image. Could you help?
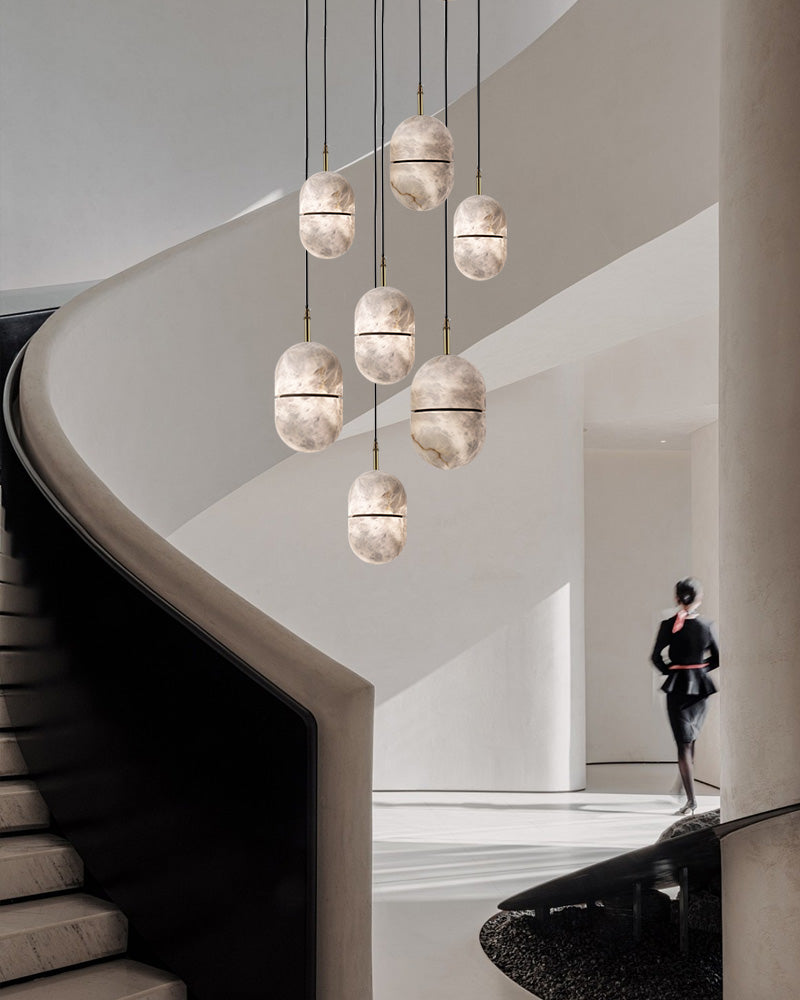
[650,614,719,697]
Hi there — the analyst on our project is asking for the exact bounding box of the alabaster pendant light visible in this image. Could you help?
[298,0,355,258]
[411,351,486,470]
[300,171,355,259]
[348,0,407,565]
[454,194,507,280]
[275,338,343,452]
[411,3,486,472]
[389,0,454,212]
[355,284,415,384]
[454,0,507,280]
[275,0,343,454]
[348,466,407,564]
[354,1,415,385]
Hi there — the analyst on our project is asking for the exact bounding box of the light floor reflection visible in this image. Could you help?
[372,763,720,1000]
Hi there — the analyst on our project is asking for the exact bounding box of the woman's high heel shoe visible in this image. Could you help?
[675,800,697,816]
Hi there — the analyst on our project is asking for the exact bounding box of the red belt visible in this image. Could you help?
[669,663,706,670]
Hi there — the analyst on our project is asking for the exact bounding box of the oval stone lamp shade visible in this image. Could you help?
[348,470,407,564]
[410,355,486,470]
[453,194,507,280]
[275,341,343,452]
[354,286,415,384]
[299,171,355,258]
[390,115,454,212]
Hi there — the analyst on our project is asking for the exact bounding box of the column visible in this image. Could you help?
[720,2,800,997]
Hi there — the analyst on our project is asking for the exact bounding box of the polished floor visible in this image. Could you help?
[372,764,720,1000]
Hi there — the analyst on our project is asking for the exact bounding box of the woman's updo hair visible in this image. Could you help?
[676,577,702,607]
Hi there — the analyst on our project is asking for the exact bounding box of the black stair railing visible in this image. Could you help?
[2,343,317,1000]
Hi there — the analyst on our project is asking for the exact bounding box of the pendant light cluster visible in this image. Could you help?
[275,0,506,563]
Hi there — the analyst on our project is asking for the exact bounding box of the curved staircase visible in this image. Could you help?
[0,525,185,998]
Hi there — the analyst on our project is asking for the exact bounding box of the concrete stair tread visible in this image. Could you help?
[0,649,68,686]
[0,690,16,727]
[0,690,36,729]
[0,555,24,585]
[0,835,83,901]
[0,894,127,982]
[0,781,50,833]
[0,585,39,616]
[0,958,185,998]
[0,732,28,775]
[0,616,55,649]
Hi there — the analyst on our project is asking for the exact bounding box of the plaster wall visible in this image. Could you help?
[690,421,720,787]
[584,449,691,764]
[171,366,586,791]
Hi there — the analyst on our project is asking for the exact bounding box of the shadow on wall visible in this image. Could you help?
[374,584,576,792]
[168,367,587,792]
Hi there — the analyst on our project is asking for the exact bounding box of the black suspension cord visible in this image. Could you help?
[304,0,310,322]
[443,0,449,327]
[323,0,328,159]
[380,0,386,264]
[373,0,381,462]
[418,0,423,94]
[373,0,378,289]
[477,0,481,182]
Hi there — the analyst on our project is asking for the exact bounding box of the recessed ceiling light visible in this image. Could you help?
[660,439,667,444]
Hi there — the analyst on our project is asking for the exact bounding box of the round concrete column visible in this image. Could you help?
[720,2,800,996]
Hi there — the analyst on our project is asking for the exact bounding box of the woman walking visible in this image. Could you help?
[650,578,719,814]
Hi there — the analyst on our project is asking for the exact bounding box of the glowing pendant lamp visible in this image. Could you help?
[298,0,355,258]
[389,0,454,211]
[411,1,486,470]
[355,1,415,385]
[453,0,507,280]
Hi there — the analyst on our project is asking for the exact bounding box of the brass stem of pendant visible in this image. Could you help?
[443,316,451,355]
[373,439,380,470]
[476,169,482,196]
[304,307,311,343]
[417,84,424,116]
[323,144,329,171]
[380,256,387,287]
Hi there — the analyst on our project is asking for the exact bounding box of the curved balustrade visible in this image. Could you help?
[3,343,373,998]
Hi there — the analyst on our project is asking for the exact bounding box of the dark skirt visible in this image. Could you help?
[666,691,710,744]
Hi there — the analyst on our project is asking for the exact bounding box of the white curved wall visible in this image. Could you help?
[171,364,586,791]
[584,449,691,764]
[0,0,576,290]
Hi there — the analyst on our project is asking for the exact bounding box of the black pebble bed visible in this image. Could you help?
[480,902,722,1000]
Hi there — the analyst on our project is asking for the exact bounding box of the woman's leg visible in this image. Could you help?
[677,741,697,806]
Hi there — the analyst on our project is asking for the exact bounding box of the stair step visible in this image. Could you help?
[0,894,127,983]
[0,781,48,833]
[0,649,68,687]
[0,555,25,585]
[0,690,35,729]
[0,528,12,557]
[0,959,186,999]
[0,690,15,727]
[0,733,28,776]
[0,617,55,649]
[0,835,83,902]
[0,585,39,616]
